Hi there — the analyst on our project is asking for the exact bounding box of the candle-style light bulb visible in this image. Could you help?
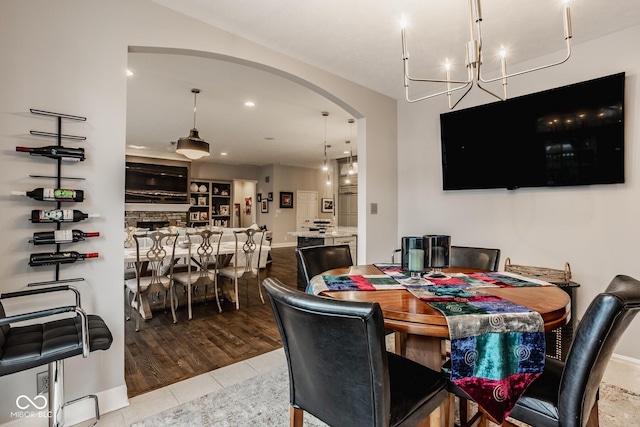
[500,46,508,98]
[400,14,408,29]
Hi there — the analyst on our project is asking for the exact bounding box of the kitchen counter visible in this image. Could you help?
[287,227,357,238]
[289,228,358,288]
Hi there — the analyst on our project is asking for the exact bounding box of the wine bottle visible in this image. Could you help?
[29,251,99,267]
[30,209,99,223]
[16,145,85,161]
[11,188,84,202]
[30,230,100,245]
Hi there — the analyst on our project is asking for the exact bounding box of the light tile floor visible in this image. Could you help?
[82,348,287,427]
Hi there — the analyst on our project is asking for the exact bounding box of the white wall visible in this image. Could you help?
[0,1,396,424]
[397,25,640,359]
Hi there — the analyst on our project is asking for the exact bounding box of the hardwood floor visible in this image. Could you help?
[124,246,298,398]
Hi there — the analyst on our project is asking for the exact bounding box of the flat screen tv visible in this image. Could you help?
[440,72,625,190]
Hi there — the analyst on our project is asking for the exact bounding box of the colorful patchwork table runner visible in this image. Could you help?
[309,265,550,422]
[406,282,546,423]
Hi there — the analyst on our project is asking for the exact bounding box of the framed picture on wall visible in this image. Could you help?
[280,191,293,208]
[267,192,273,201]
[257,193,262,202]
[321,198,334,213]
[261,199,269,213]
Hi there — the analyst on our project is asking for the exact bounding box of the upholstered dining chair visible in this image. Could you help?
[295,244,353,290]
[171,229,223,318]
[262,277,448,427]
[218,229,267,309]
[124,230,178,331]
[449,246,501,272]
[444,274,640,427]
[0,285,112,427]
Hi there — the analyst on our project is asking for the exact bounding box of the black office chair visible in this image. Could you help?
[450,246,501,272]
[263,277,448,427]
[444,274,640,427]
[295,244,353,290]
[0,285,113,427]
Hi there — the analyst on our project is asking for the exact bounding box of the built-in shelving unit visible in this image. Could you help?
[187,179,232,227]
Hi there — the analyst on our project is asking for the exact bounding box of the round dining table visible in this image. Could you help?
[318,265,571,368]
[316,265,571,427]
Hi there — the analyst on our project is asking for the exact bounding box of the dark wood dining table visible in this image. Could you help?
[315,265,572,427]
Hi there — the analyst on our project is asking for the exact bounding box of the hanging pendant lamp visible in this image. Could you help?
[176,88,210,160]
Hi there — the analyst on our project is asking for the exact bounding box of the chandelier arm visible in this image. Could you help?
[447,83,475,110]
[405,80,472,104]
[476,80,506,102]
[478,39,572,84]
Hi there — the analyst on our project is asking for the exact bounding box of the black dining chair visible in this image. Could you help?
[262,277,448,427]
[0,285,113,427]
[444,274,640,427]
[450,246,501,272]
[295,244,353,290]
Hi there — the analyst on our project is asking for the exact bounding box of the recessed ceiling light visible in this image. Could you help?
[127,144,146,149]
[344,151,350,154]
[265,137,275,141]
[220,152,228,156]
[126,69,134,77]
[244,101,255,107]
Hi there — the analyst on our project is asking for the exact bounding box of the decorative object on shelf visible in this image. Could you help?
[30,209,99,223]
[198,184,207,193]
[424,234,451,278]
[261,200,269,213]
[400,0,573,109]
[198,196,207,206]
[190,197,196,205]
[213,186,220,195]
[29,251,99,267]
[190,183,199,192]
[321,198,334,213]
[267,192,273,201]
[11,188,84,202]
[280,191,293,208]
[190,212,200,221]
[16,145,85,162]
[220,205,229,216]
[199,211,209,221]
[176,88,210,160]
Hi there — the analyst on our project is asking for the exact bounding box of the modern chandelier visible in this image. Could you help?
[176,88,210,160]
[401,0,573,109]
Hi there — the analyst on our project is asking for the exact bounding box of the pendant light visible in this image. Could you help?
[176,88,210,160]
[321,111,329,172]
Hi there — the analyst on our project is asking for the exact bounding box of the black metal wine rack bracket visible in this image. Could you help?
[28,109,87,286]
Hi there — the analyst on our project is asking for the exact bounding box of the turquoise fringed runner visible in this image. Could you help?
[403,272,549,423]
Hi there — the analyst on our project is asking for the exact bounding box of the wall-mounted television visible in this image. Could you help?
[440,72,625,191]
[125,160,189,203]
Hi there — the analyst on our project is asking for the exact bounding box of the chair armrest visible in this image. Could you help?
[0,305,77,327]
[1,285,81,308]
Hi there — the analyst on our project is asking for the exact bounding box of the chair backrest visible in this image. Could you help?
[186,229,223,275]
[263,277,390,427]
[450,246,501,271]
[133,230,177,288]
[559,274,640,426]
[296,244,354,287]
[232,229,265,274]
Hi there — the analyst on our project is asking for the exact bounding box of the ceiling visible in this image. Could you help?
[127,0,640,167]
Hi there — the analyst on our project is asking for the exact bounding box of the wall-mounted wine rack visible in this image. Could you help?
[23,109,95,287]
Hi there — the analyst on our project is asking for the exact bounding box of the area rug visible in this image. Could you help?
[128,366,328,426]
[128,364,640,427]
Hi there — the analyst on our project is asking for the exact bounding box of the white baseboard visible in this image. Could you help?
[604,353,640,394]
[0,385,129,427]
